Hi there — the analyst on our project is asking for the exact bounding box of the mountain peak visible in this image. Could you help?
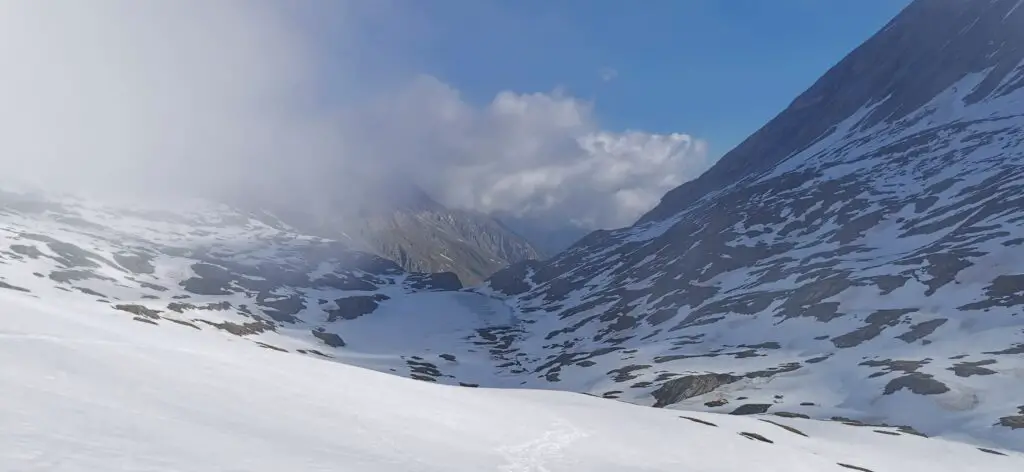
[641,0,1024,225]
[483,0,1024,450]
[348,179,445,217]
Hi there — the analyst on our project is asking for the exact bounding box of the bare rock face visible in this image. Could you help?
[730,404,773,416]
[651,373,740,408]
[353,207,544,285]
[326,295,390,322]
[247,179,544,285]
[999,407,1024,430]
[405,272,463,292]
[312,328,346,348]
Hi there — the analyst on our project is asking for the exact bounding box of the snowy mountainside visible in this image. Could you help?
[0,190,516,386]
[4,289,1023,471]
[481,0,1024,451]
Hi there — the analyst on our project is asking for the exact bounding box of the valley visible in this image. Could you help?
[3,0,1024,469]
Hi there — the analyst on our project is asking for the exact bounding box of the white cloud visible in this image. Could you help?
[0,1,711,231]
[599,67,619,82]
[0,0,349,202]
[350,76,711,229]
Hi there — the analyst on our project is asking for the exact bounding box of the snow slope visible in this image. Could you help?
[3,290,1021,471]
[0,191,511,388]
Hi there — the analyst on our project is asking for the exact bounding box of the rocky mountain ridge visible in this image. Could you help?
[479,0,1024,449]
[247,180,545,285]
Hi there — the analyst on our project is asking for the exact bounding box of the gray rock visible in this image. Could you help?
[730,404,773,415]
[113,252,156,275]
[326,294,390,322]
[114,304,162,319]
[405,272,463,291]
[311,328,346,348]
[650,373,741,408]
[997,406,1024,430]
[883,373,950,395]
[948,360,998,377]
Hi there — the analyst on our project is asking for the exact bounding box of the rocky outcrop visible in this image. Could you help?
[651,374,740,408]
[326,295,390,322]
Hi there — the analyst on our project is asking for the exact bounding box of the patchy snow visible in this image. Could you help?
[2,291,1021,471]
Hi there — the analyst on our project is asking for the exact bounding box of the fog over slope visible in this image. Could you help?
[0,1,710,235]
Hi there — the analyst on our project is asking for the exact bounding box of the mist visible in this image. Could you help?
[0,1,712,230]
[0,0,350,204]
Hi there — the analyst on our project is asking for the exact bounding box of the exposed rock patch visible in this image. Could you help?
[948,359,998,377]
[311,328,346,348]
[651,373,740,408]
[326,294,390,321]
[882,373,950,395]
[731,404,772,416]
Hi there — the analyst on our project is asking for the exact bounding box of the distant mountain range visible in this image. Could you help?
[239,177,547,285]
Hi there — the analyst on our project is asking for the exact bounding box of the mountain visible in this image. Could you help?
[248,178,544,285]
[5,0,1024,466]
[340,206,544,286]
[0,193,1020,471]
[482,0,1024,450]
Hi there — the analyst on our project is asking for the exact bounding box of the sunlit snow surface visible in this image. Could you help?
[2,290,1022,471]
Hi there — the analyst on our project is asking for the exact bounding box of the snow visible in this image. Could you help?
[2,290,1022,471]
[7,182,1017,454]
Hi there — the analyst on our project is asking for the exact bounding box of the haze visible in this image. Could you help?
[0,0,710,230]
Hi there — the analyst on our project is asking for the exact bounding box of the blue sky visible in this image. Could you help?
[393,0,911,158]
[0,1,915,231]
